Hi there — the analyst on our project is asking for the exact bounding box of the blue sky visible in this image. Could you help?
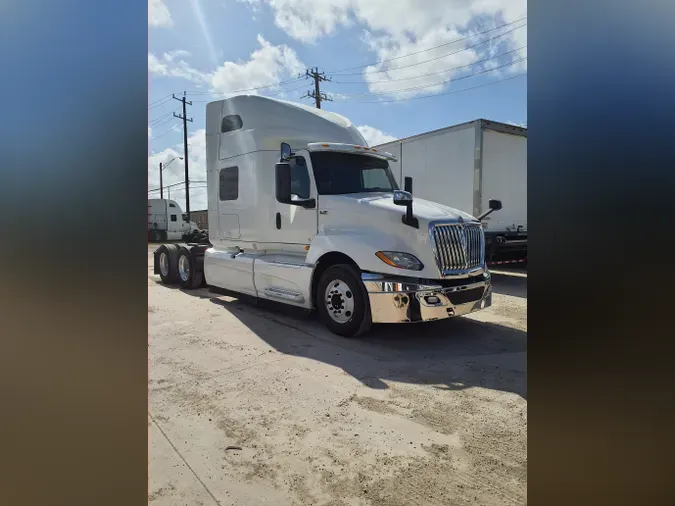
[148,0,527,210]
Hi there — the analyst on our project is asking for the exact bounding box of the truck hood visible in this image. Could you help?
[316,192,483,279]
[321,192,477,223]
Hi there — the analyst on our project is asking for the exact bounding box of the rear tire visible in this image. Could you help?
[316,264,372,337]
[157,244,179,284]
[177,247,204,289]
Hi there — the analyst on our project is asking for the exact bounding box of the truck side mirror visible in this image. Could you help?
[393,190,418,229]
[275,163,292,203]
[276,162,316,209]
[393,190,413,206]
[477,199,503,221]
[280,142,292,162]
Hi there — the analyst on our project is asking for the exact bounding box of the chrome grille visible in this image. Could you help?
[431,223,484,273]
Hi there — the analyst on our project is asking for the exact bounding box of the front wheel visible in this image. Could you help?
[316,264,372,337]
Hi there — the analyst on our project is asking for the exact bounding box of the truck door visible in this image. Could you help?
[274,153,318,246]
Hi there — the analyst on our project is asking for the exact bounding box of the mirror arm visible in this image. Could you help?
[402,203,419,228]
[477,208,495,221]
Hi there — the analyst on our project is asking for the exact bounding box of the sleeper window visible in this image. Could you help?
[170,215,177,222]
[219,166,239,201]
[221,115,243,133]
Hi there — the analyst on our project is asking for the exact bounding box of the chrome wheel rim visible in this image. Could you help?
[178,255,190,282]
[159,252,169,277]
[324,279,355,323]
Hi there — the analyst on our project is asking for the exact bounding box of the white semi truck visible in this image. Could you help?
[153,95,503,337]
[148,198,199,242]
[375,120,527,265]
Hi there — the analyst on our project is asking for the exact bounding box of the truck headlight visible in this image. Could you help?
[375,251,424,271]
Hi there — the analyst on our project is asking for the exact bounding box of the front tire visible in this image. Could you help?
[316,264,372,337]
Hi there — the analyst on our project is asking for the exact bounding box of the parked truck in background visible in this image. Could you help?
[148,198,199,242]
[374,120,527,265]
[153,95,503,337]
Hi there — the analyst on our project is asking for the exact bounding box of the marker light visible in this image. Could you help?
[307,142,397,161]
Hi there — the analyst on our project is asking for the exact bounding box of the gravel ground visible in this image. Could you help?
[148,248,527,505]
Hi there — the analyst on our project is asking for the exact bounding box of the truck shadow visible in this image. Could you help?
[490,271,527,298]
[206,295,527,399]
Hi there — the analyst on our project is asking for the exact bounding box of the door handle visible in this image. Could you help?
[276,212,281,230]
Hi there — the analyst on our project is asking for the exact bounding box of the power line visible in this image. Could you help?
[332,46,525,84]
[148,93,173,107]
[162,187,207,191]
[338,72,526,104]
[268,82,309,97]
[150,125,180,141]
[183,75,304,96]
[330,22,526,77]
[188,83,309,103]
[148,179,207,194]
[149,115,176,130]
[149,106,182,125]
[326,17,526,75]
[148,95,175,110]
[148,181,187,193]
[149,115,175,129]
[333,57,526,97]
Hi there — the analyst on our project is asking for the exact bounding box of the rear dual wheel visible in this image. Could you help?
[157,244,179,284]
[176,248,204,289]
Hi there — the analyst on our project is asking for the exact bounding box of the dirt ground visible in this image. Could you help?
[148,247,527,505]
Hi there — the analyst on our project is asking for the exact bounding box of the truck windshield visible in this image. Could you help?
[310,151,399,195]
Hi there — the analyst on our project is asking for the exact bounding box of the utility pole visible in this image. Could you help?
[303,67,332,109]
[173,92,193,219]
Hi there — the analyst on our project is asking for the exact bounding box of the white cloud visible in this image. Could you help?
[148,36,305,96]
[241,0,526,97]
[148,130,208,211]
[210,35,304,95]
[149,0,173,28]
[357,125,396,147]
[148,52,208,84]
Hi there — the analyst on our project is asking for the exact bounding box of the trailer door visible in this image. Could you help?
[481,130,527,233]
[400,127,475,217]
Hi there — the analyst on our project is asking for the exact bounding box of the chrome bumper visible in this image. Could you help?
[362,272,492,324]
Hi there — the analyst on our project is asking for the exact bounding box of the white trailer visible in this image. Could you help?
[374,120,527,265]
[153,96,505,337]
[148,199,198,242]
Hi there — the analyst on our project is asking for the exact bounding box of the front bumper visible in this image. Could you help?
[362,272,492,324]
